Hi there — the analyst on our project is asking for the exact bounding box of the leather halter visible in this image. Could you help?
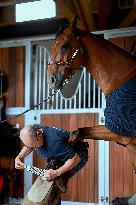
[48,35,85,69]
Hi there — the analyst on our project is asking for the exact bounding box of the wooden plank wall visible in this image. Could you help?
[0,47,25,198]
[109,36,136,203]
[33,113,99,203]
[0,47,24,107]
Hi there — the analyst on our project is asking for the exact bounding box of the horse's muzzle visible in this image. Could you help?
[47,75,56,89]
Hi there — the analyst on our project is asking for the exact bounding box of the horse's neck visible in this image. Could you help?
[80,31,136,96]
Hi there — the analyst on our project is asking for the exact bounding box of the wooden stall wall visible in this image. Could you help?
[109,36,136,203]
[0,47,24,107]
[0,47,25,198]
[33,113,99,203]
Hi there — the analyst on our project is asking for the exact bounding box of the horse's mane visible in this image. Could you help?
[55,24,136,61]
[56,24,69,38]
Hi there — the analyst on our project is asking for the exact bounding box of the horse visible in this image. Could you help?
[47,16,136,171]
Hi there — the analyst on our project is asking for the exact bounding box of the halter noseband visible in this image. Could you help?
[48,36,84,68]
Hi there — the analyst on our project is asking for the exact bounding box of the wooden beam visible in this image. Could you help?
[54,0,96,31]
[119,6,136,28]
[0,17,69,39]
[98,0,113,30]
[0,6,15,24]
[0,0,39,7]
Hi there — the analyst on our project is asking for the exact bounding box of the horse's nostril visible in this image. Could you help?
[50,76,56,84]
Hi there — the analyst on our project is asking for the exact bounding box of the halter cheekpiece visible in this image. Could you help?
[48,35,84,69]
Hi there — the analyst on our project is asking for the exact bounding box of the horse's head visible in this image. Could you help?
[47,16,85,90]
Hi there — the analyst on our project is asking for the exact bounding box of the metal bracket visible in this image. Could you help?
[99,196,108,202]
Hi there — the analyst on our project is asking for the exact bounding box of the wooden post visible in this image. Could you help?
[0,6,15,25]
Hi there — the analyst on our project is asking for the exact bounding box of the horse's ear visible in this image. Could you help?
[58,25,63,32]
[71,15,78,29]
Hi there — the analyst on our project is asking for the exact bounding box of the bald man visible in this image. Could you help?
[15,125,89,204]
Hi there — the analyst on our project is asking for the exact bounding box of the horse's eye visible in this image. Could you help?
[61,44,69,51]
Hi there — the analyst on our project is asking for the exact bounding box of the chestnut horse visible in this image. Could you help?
[47,16,136,171]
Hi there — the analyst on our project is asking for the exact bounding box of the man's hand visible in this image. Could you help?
[15,146,32,169]
[15,156,25,169]
[44,169,59,181]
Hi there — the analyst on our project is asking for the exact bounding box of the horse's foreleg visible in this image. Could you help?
[78,125,121,141]
[69,125,136,146]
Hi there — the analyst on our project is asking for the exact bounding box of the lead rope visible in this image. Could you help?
[0,89,60,124]
[0,34,83,125]
[0,76,71,124]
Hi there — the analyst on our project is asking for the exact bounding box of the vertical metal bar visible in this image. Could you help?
[34,46,38,109]
[69,99,72,109]
[56,92,59,109]
[74,95,76,109]
[79,83,81,108]
[98,87,101,108]
[47,85,50,109]
[88,72,91,108]
[65,99,67,109]
[60,95,63,109]
[102,92,106,109]
[43,47,46,110]
[98,111,109,205]
[38,46,42,110]
[93,80,96,108]
[24,42,31,108]
[83,67,86,108]
[24,42,33,195]
[52,89,55,109]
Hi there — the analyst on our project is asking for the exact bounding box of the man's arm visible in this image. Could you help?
[45,153,80,181]
[15,146,32,169]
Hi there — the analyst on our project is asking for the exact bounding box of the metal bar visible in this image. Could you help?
[52,89,55,109]
[98,87,101,108]
[61,201,97,205]
[88,73,91,108]
[93,80,96,108]
[79,83,81,108]
[83,67,86,108]
[93,26,136,36]
[69,99,72,109]
[38,46,42,109]
[0,35,55,47]
[34,46,38,109]
[47,84,50,110]
[65,99,67,109]
[42,47,46,109]
[74,95,76,109]
[24,42,33,196]
[25,42,31,108]
[56,92,59,109]
[98,111,109,205]
[8,198,96,205]
[60,96,63,109]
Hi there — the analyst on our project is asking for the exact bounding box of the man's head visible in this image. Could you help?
[20,125,44,149]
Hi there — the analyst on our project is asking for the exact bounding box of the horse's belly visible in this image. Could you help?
[105,76,136,137]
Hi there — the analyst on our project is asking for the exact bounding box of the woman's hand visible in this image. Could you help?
[15,156,25,169]
[44,169,59,181]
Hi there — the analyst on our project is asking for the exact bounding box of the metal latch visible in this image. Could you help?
[99,196,108,202]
